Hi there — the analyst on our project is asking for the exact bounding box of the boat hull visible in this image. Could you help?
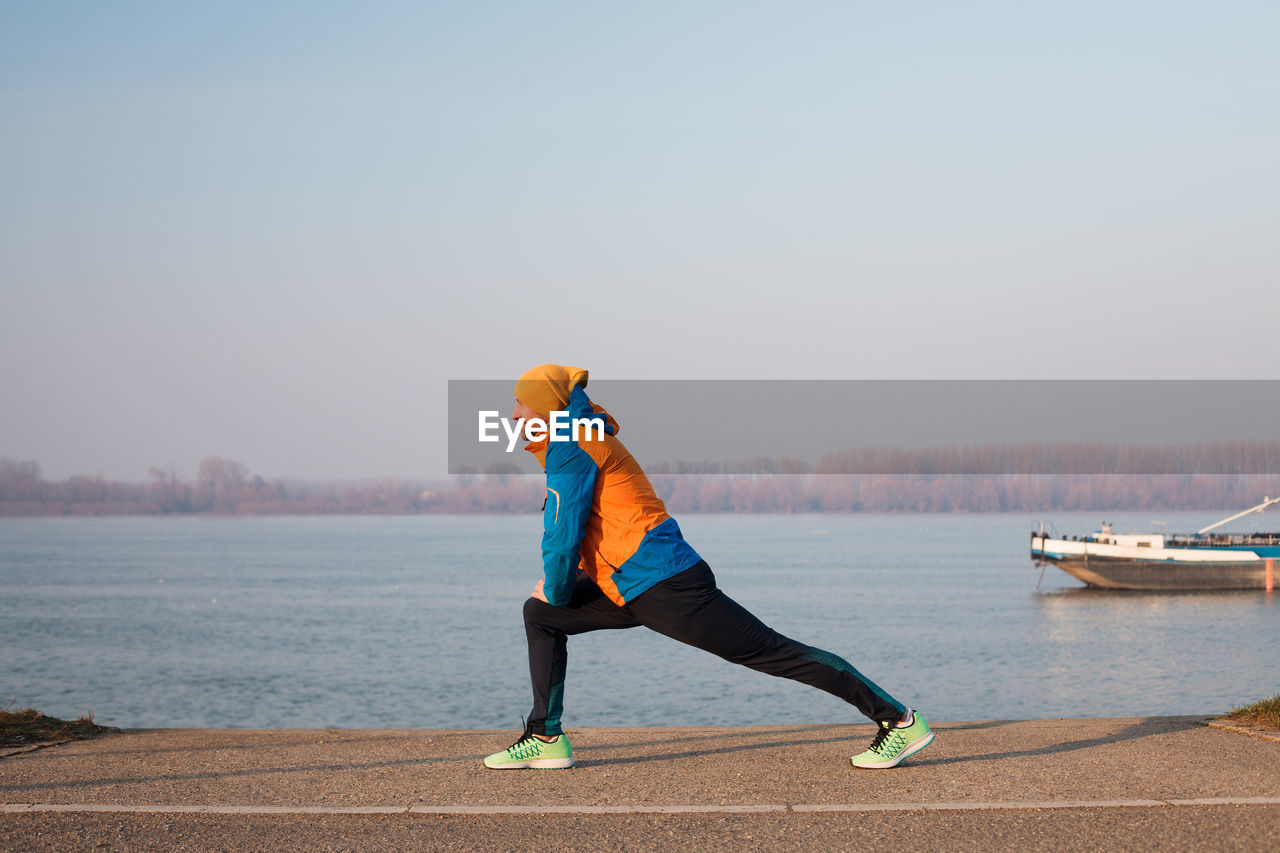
[1035,555,1269,590]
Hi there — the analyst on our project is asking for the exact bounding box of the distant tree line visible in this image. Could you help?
[0,456,539,516]
[811,440,1280,476]
[644,440,1280,476]
[650,472,1280,513]
[2,445,1279,517]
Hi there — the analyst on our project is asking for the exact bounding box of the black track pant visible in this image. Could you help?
[523,561,906,735]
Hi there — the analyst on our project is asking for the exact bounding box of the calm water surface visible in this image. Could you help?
[1,513,1276,729]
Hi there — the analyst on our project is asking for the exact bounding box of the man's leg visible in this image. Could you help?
[628,561,906,724]
[524,576,640,736]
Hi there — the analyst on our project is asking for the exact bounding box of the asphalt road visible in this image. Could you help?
[3,717,1278,851]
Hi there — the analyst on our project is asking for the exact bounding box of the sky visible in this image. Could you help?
[2,1,1278,481]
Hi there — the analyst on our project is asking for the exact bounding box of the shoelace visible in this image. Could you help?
[507,737,543,760]
[504,719,548,759]
[868,722,905,755]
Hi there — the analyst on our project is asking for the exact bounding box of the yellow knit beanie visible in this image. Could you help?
[514,364,590,419]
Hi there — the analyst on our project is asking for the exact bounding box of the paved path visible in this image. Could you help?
[2,717,1278,851]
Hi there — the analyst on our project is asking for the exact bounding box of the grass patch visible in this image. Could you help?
[0,707,117,747]
[1224,694,1280,731]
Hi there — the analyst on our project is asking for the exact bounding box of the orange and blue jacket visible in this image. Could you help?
[525,385,702,606]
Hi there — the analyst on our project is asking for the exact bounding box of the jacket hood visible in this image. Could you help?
[564,384,618,437]
[523,384,619,462]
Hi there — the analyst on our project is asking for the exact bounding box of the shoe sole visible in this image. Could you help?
[850,730,935,769]
[484,756,575,769]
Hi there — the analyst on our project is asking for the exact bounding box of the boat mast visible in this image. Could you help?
[1197,496,1280,534]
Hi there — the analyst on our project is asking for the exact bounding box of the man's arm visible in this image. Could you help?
[538,440,598,606]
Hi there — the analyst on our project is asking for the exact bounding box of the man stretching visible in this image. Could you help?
[483,364,934,770]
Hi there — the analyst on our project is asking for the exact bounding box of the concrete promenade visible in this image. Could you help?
[2,716,1278,851]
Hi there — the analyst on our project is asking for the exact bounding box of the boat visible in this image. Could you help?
[1030,497,1280,590]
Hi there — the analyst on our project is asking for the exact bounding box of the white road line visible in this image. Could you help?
[0,804,401,815]
[791,800,1172,812]
[2,798,1279,816]
[412,805,788,814]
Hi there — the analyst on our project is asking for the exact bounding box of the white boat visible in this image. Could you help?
[1030,498,1280,590]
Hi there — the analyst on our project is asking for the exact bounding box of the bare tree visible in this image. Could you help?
[196,456,250,512]
[149,467,189,513]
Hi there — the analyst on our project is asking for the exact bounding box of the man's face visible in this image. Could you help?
[511,397,540,423]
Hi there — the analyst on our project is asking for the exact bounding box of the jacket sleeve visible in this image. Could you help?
[539,441,598,606]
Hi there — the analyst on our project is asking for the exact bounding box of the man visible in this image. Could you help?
[483,364,933,770]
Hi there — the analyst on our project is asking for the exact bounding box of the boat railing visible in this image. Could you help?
[1038,532,1280,547]
[1165,533,1280,548]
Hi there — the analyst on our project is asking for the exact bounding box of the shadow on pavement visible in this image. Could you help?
[0,753,487,794]
[909,716,1204,767]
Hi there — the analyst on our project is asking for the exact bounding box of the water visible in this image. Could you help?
[1,513,1276,730]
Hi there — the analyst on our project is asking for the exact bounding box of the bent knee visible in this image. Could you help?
[523,595,549,621]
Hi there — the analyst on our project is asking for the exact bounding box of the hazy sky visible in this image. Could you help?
[3,2,1277,481]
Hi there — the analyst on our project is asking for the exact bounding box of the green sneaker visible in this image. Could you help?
[850,710,934,769]
[483,728,574,769]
